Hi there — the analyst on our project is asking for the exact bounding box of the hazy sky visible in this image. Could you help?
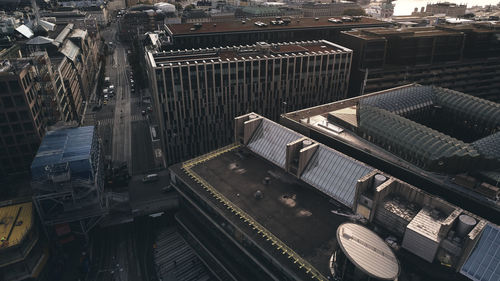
[393,0,499,15]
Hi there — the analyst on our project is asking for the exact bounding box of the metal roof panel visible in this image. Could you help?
[460,223,500,281]
[301,146,373,208]
[247,118,302,168]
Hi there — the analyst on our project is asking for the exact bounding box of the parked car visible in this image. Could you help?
[142,174,159,183]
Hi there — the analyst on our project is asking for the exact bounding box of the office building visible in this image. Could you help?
[146,40,352,164]
[0,201,49,281]
[31,126,107,240]
[163,16,391,50]
[0,58,46,176]
[169,112,498,281]
[25,22,101,119]
[281,84,500,219]
[339,23,500,102]
[425,2,467,17]
[118,7,177,42]
[301,2,363,17]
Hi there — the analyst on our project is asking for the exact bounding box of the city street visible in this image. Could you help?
[83,5,165,281]
[90,19,157,174]
[111,43,132,165]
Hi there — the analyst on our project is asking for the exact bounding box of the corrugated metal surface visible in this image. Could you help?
[26,36,54,45]
[360,85,435,116]
[473,132,500,161]
[247,119,301,168]
[300,146,373,208]
[15,24,34,39]
[460,223,500,281]
[54,23,74,47]
[402,207,443,262]
[61,40,80,62]
[337,223,399,280]
[31,126,95,180]
[154,227,211,281]
[70,29,87,39]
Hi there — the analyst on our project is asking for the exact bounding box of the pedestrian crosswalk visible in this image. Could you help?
[97,114,146,126]
[131,114,146,121]
[98,118,114,126]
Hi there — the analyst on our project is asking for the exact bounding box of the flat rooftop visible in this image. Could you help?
[166,16,389,36]
[0,202,33,248]
[172,145,354,279]
[151,40,350,66]
[343,26,461,40]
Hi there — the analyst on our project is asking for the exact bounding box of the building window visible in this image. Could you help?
[23,122,34,131]
[19,111,30,121]
[0,113,6,123]
[8,80,21,92]
[2,97,14,108]
[15,134,25,143]
[12,124,22,133]
[0,125,10,134]
[0,82,8,94]
[7,112,18,122]
[13,95,26,107]
[4,136,14,145]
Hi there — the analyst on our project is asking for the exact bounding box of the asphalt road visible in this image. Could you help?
[111,43,132,166]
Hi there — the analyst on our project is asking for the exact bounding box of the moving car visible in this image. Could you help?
[142,174,159,183]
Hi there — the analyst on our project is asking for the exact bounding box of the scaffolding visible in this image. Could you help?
[31,126,108,240]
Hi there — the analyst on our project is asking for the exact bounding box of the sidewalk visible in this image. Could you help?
[82,61,103,126]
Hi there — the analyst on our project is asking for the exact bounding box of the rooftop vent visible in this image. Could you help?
[263,176,271,185]
[254,190,263,200]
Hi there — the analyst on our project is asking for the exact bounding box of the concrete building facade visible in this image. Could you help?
[0,59,46,176]
[339,23,500,102]
[301,2,363,17]
[425,2,467,17]
[146,40,352,164]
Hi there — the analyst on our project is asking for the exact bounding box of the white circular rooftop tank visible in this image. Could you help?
[457,214,476,237]
[302,139,312,147]
[373,174,387,188]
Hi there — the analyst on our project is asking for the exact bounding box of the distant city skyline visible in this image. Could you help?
[393,0,499,15]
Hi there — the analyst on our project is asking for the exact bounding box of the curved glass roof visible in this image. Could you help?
[356,85,500,172]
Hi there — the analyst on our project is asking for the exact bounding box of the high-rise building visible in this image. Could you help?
[339,23,500,101]
[146,40,353,164]
[0,58,46,176]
